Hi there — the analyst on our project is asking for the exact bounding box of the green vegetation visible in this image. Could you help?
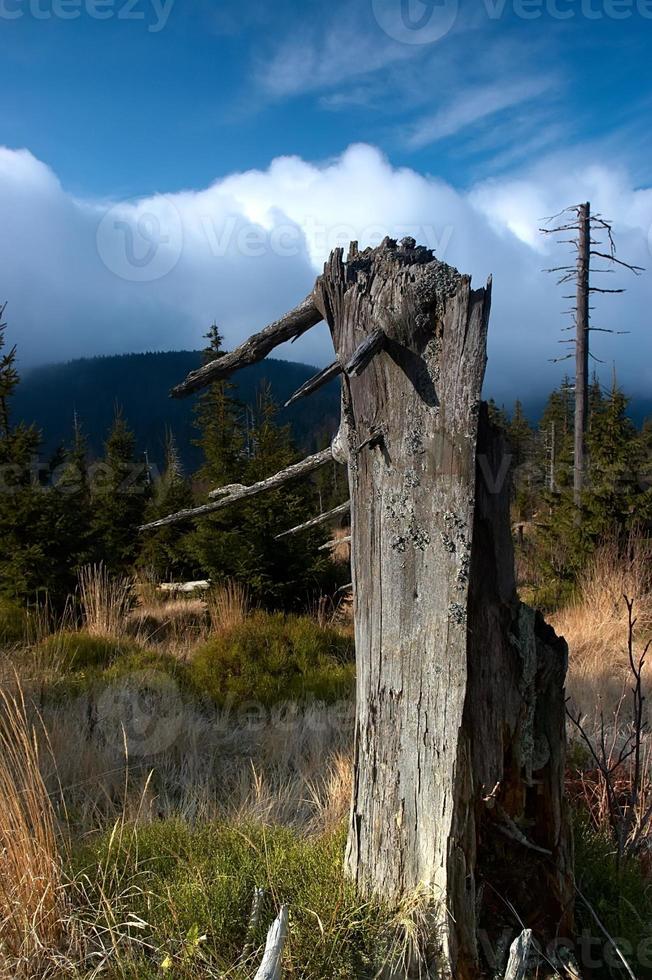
[0,597,27,645]
[190,612,355,707]
[574,813,652,978]
[73,822,390,979]
[0,315,347,607]
[35,630,147,671]
[31,612,354,711]
[503,374,652,608]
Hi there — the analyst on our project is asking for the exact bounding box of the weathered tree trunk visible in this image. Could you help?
[149,234,574,978]
[313,238,573,978]
[574,202,590,510]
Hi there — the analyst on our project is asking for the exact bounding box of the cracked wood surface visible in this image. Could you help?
[313,238,571,979]
[314,238,489,974]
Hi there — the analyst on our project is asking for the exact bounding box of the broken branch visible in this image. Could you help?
[140,446,333,530]
[284,360,342,407]
[171,293,322,398]
[275,500,351,540]
[344,328,385,377]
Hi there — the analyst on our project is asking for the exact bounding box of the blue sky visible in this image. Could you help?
[4,0,652,195]
[1,0,651,401]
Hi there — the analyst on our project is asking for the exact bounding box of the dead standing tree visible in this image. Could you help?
[541,203,643,510]
[142,237,573,978]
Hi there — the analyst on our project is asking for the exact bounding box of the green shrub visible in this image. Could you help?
[189,612,355,707]
[0,597,27,646]
[35,630,141,671]
[35,631,191,704]
[73,821,390,979]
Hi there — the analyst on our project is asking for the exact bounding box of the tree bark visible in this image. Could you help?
[145,233,573,977]
[313,238,573,978]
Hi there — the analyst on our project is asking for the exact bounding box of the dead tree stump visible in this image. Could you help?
[314,239,573,977]
[144,236,574,978]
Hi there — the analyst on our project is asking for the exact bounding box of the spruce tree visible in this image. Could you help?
[138,430,195,580]
[0,303,18,439]
[486,398,508,430]
[585,380,652,534]
[193,325,244,488]
[184,325,247,584]
[44,416,96,600]
[0,308,61,601]
[91,408,150,573]
[234,384,330,607]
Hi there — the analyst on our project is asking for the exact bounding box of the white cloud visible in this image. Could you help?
[1,143,651,404]
[403,76,557,149]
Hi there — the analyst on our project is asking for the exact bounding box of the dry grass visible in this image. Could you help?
[327,526,352,565]
[126,597,208,652]
[206,579,251,634]
[78,564,134,638]
[39,694,353,836]
[550,533,652,724]
[0,686,65,976]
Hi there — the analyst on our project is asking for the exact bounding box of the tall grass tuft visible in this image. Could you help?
[207,579,250,634]
[78,563,134,637]
[0,686,65,974]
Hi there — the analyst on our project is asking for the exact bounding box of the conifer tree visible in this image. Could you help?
[44,416,96,599]
[508,400,537,520]
[0,307,60,600]
[234,384,329,606]
[138,430,195,580]
[585,379,652,533]
[193,325,244,488]
[91,408,150,573]
[184,325,247,583]
[0,303,18,439]
[486,398,508,430]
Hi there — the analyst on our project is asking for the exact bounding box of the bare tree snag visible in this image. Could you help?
[541,204,643,514]
[503,930,534,980]
[144,236,573,978]
[574,202,590,509]
[253,905,288,980]
[312,238,572,978]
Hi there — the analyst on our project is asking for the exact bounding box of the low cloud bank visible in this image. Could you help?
[1,143,650,402]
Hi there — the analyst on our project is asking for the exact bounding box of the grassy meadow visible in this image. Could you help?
[1,545,652,979]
